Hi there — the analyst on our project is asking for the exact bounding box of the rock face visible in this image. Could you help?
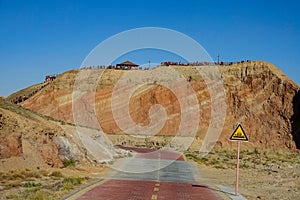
[0,103,63,168]
[0,136,22,158]
[22,62,300,151]
[292,90,300,149]
[0,98,117,172]
[219,62,299,149]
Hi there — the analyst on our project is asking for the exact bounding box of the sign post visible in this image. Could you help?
[229,123,249,196]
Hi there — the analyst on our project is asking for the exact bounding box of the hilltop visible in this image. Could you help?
[16,61,300,151]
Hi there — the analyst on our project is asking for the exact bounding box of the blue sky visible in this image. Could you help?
[0,0,299,97]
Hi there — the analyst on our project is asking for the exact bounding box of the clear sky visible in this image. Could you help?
[0,0,299,97]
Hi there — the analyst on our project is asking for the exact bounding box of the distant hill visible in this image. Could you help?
[20,61,300,151]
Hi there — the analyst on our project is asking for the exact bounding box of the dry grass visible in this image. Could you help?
[189,148,300,200]
[185,148,300,170]
[0,169,90,200]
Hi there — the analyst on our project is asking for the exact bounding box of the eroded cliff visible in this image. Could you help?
[21,62,300,151]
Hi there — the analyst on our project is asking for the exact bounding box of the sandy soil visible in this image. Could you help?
[194,156,300,200]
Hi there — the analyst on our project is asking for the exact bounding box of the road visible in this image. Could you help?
[72,147,223,200]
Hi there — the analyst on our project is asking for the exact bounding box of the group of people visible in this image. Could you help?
[12,95,28,104]
[11,83,48,104]
[81,65,108,70]
[160,60,252,66]
[81,65,148,70]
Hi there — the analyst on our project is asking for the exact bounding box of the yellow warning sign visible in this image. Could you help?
[229,124,249,141]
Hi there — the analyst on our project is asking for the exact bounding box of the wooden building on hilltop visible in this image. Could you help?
[45,75,56,82]
[116,61,139,70]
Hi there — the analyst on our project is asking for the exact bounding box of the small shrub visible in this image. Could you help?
[185,153,197,159]
[63,183,74,191]
[63,177,83,185]
[30,190,52,200]
[253,148,259,155]
[241,163,250,169]
[200,157,209,162]
[23,182,41,188]
[23,188,54,200]
[210,158,220,165]
[62,159,75,168]
[6,194,18,199]
[62,177,85,191]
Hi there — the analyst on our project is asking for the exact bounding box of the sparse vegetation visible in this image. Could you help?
[6,188,58,200]
[0,169,90,200]
[62,177,88,191]
[0,97,76,127]
[62,158,76,168]
[185,148,300,170]
[23,182,42,188]
[194,147,300,200]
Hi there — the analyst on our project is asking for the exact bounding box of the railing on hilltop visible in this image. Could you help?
[80,60,253,71]
[80,65,151,70]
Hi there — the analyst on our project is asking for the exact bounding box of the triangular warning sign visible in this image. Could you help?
[229,124,249,142]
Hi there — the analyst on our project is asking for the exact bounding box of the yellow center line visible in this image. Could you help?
[152,152,161,199]
[151,194,157,200]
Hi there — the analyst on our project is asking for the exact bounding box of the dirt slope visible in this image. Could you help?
[0,98,117,172]
[21,62,300,151]
[6,82,48,103]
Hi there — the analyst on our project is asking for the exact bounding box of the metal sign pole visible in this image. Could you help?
[235,141,241,196]
[229,123,248,196]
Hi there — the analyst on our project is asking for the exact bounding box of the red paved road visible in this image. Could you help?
[77,180,221,200]
[75,147,222,200]
[118,146,185,161]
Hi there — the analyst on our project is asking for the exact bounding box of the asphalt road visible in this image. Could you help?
[72,147,223,200]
